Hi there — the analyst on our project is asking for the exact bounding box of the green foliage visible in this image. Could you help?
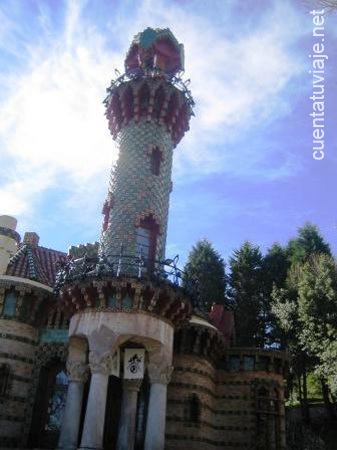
[271,223,334,414]
[228,241,264,346]
[296,254,337,396]
[287,222,331,265]
[185,223,337,404]
[261,243,289,347]
[262,243,289,289]
[183,239,226,309]
[307,372,323,401]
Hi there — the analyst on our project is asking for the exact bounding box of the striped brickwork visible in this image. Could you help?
[166,354,217,450]
[0,318,37,448]
[167,327,288,450]
[0,279,57,448]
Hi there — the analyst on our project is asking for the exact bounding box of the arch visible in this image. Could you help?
[26,344,68,447]
[28,358,68,449]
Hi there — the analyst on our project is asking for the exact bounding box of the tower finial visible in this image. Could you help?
[125,28,184,76]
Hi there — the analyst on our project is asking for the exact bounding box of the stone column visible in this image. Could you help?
[144,364,173,450]
[58,361,88,450]
[79,352,113,450]
[116,379,142,450]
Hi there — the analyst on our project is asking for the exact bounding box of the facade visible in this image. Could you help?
[0,28,288,450]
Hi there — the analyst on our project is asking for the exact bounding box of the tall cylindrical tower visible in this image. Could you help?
[101,28,194,264]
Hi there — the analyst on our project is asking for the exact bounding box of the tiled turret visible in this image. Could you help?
[101,28,194,265]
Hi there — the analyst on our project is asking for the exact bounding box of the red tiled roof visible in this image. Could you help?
[6,244,67,287]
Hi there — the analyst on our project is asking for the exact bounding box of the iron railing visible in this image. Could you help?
[103,68,195,112]
[53,250,202,307]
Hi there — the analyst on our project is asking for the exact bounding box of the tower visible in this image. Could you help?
[55,28,195,450]
[101,28,194,265]
[0,28,289,450]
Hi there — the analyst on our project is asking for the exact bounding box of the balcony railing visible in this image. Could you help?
[53,251,204,311]
[104,68,195,112]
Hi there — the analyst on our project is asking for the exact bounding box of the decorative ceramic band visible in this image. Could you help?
[0,226,20,243]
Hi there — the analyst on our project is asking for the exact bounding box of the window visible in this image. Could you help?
[184,394,201,426]
[0,364,10,396]
[190,394,201,423]
[229,355,240,372]
[150,147,162,175]
[243,356,255,371]
[136,227,151,258]
[135,215,159,264]
[3,290,17,317]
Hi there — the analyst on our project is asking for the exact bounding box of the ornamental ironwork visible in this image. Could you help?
[103,68,195,113]
[53,248,208,315]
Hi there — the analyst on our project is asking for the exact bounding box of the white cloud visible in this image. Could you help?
[0,0,309,241]
[0,1,122,222]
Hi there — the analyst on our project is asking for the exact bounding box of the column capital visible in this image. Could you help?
[122,378,143,392]
[147,363,174,385]
[66,360,89,382]
[89,351,113,375]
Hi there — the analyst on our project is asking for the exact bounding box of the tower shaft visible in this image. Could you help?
[100,28,194,266]
[102,118,173,262]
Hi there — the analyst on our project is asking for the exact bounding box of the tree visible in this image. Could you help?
[183,239,226,311]
[272,269,312,422]
[272,223,332,422]
[228,241,264,347]
[286,222,331,265]
[261,243,290,347]
[297,254,337,414]
[262,243,289,290]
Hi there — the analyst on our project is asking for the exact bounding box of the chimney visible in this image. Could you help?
[23,232,40,247]
[0,215,21,275]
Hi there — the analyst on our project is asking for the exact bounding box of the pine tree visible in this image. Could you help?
[286,222,331,265]
[228,241,264,347]
[183,239,226,311]
[261,243,289,347]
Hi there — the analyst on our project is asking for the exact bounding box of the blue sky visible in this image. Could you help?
[0,0,336,265]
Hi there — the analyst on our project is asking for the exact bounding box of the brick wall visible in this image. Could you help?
[0,318,37,448]
[166,354,217,450]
